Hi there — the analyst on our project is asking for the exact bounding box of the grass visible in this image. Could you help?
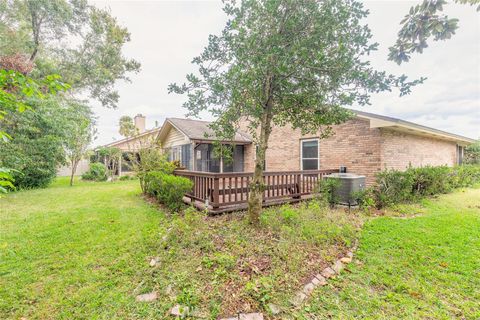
[1,178,479,319]
[0,177,360,319]
[296,187,480,319]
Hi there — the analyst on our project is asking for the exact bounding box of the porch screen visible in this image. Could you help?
[301,139,319,170]
[168,144,192,170]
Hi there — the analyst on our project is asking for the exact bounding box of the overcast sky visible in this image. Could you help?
[91,0,480,146]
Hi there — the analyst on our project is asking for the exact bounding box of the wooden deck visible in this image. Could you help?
[174,169,339,213]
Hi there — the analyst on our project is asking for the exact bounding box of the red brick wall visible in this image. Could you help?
[239,118,382,185]
[380,128,457,170]
[239,117,459,185]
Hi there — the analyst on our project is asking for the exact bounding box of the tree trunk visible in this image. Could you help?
[70,158,78,187]
[248,76,274,226]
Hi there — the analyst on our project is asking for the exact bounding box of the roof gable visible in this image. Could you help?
[158,118,252,144]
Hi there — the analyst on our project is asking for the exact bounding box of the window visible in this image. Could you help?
[301,139,319,170]
[457,145,464,165]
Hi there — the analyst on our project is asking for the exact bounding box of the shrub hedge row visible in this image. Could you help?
[356,164,480,209]
[144,171,193,212]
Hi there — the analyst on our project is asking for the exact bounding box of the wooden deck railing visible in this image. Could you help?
[174,169,339,213]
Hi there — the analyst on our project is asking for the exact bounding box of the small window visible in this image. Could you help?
[301,139,319,170]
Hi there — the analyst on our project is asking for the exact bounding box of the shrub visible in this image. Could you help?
[144,171,193,212]
[410,165,453,196]
[352,187,376,213]
[375,169,415,207]
[81,162,107,181]
[464,140,480,164]
[314,177,340,207]
[361,164,480,209]
[0,97,71,189]
[132,150,176,193]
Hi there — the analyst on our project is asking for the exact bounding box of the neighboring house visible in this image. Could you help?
[98,114,162,175]
[57,158,90,177]
[157,110,474,185]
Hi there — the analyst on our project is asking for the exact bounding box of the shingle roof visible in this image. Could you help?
[352,109,475,144]
[167,118,252,143]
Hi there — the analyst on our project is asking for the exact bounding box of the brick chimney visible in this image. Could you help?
[134,114,146,133]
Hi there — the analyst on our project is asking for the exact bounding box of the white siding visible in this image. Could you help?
[163,126,189,147]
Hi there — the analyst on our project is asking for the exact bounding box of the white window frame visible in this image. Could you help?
[300,138,319,170]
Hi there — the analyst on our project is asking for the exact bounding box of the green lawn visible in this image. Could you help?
[297,187,480,319]
[1,178,479,319]
[0,178,167,319]
[0,177,360,319]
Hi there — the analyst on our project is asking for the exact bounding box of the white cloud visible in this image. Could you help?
[90,0,480,146]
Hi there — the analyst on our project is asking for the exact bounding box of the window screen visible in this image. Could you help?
[301,140,318,170]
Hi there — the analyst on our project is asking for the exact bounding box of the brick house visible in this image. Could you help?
[155,110,474,185]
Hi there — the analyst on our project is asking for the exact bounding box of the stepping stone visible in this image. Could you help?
[149,257,159,267]
[135,291,157,302]
[321,267,336,279]
[313,274,327,285]
[332,260,344,274]
[170,304,190,317]
[290,291,307,307]
[267,303,281,315]
[239,313,263,320]
[302,282,315,295]
[340,257,352,264]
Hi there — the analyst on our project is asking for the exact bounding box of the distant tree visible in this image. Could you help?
[465,139,480,164]
[97,147,121,181]
[169,0,423,225]
[0,0,140,107]
[389,0,480,64]
[119,115,136,137]
[64,101,95,186]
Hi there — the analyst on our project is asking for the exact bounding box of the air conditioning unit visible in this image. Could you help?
[324,173,366,206]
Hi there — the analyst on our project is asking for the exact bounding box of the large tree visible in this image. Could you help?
[169,0,423,225]
[0,0,140,107]
[390,0,480,64]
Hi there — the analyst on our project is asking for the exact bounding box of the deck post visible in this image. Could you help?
[212,176,220,209]
[294,173,301,199]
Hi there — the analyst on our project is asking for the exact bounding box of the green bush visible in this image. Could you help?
[81,162,107,181]
[314,177,340,207]
[355,165,480,209]
[375,169,415,207]
[133,150,176,193]
[144,171,193,212]
[410,165,453,196]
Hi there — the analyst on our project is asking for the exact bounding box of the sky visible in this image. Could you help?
[90,0,480,146]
